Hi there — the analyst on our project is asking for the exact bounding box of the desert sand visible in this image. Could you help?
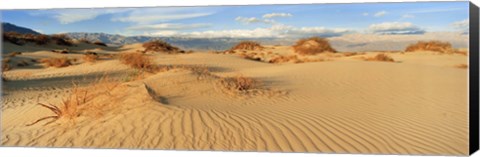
[1,40,469,156]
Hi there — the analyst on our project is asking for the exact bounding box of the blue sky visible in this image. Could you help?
[1,1,469,38]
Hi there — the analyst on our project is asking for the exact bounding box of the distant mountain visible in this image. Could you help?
[2,22,40,35]
[65,32,295,51]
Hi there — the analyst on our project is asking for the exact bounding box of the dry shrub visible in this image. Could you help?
[16,60,29,67]
[269,55,300,63]
[405,41,454,53]
[27,76,120,126]
[40,57,73,68]
[239,53,262,62]
[455,64,468,69]
[119,52,157,72]
[7,52,22,57]
[231,41,264,51]
[79,38,91,44]
[83,54,99,63]
[142,40,181,53]
[293,37,336,55]
[364,54,395,62]
[93,41,107,47]
[50,34,73,46]
[220,75,257,91]
[2,58,11,71]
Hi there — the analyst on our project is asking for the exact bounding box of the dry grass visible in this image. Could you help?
[7,52,22,57]
[2,58,11,72]
[16,60,29,67]
[50,34,73,46]
[293,37,336,55]
[78,38,91,44]
[405,41,455,53]
[27,76,120,126]
[142,40,181,53]
[119,52,157,72]
[40,57,73,68]
[220,75,257,91]
[364,54,395,62]
[455,64,468,69]
[231,41,264,51]
[83,54,99,63]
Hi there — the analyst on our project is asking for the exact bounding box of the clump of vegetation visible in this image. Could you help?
[231,41,264,51]
[40,57,73,68]
[78,38,91,44]
[50,34,73,46]
[405,41,455,53]
[83,53,99,63]
[239,53,262,62]
[93,41,108,47]
[364,54,395,62]
[220,75,258,91]
[2,58,12,72]
[3,32,53,46]
[16,60,30,67]
[142,40,181,54]
[27,77,120,126]
[293,37,336,55]
[119,52,157,72]
[7,52,22,57]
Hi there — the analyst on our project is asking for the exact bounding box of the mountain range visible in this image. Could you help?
[2,22,469,51]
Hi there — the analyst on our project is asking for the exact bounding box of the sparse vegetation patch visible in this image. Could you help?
[293,37,336,55]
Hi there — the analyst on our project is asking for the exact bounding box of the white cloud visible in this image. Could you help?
[401,14,415,18]
[126,23,211,31]
[362,13,369,16]
[262,13,292,18]
[235,16,275,24]
[111,8,214,24]
[451,19,469,34]
[374,11,387,17]
[368,22,425,34]
[113,13,212,24]
[147,24,352,38]
[48,9,125,24]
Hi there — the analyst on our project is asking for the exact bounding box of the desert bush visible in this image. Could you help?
[40,57,73,68]
[220,75,257,91]
[16,60,29,67]
[79,38,91,44]
[3,32,25,45]
[239,53,262,62]
[83,54,99,63]
[119,52,157,72]
[7,52,22,57]
[27,77,120,126]
[93,41,107,47]
[269,55,299,63]
[142,40,180,53]
[405,41,454,53]
[33,34,50,45]
[293,37,336,55]
[2,58,11,72]
[364,54,395,62]
[231,41,264,51]
[51,34,73,46]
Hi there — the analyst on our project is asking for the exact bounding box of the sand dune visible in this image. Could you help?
[1,42,469,155]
